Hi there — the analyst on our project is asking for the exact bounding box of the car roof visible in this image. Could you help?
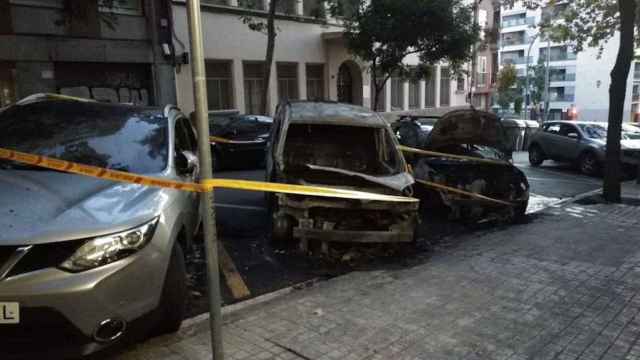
[286,101,387,128]
[546,121,605,126]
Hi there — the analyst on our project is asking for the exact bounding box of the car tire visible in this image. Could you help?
[579,151,600,176]
[154,242,188,335]
[528,145,545,167]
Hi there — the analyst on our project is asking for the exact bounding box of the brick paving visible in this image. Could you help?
[117,184,640,360]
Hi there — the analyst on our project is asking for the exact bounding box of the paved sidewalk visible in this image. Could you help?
[118,184,640,360]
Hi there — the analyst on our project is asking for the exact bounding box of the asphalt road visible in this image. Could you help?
[185,152,604,316]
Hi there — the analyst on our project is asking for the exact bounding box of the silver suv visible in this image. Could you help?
[528,121,640,175]
[0,96,200,358]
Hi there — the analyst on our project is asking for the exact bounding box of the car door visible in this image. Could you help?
[538,123,562,160]
[174,116,200,230]
[556,123,582,161]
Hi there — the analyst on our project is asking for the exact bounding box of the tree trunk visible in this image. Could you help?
[603,0,636,203]
[261,0,278,115]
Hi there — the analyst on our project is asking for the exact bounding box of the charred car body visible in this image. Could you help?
[409,110,530,221]
[265,102,419,251]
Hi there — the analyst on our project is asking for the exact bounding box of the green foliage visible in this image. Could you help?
[330,0,480,107]
[497,64,518,92]
[514,96,523,114]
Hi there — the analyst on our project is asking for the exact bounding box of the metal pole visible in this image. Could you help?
[185,1,224,359]
[524,33,539,120]
[543,39,551,122]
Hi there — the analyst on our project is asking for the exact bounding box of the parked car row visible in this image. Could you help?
[528,121,640,175]
[0,96,532,359]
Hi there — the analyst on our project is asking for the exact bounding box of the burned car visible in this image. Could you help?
[411,110,530,221]
[265,101,419,251]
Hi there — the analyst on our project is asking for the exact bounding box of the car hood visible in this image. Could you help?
[0,170,170,245]
[305,164,414,193]
[621,139,640,150]
[426,110,510,152]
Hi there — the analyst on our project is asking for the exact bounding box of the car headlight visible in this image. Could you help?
[59,218,159,272]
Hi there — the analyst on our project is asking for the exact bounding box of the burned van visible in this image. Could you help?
[265,102,419,251]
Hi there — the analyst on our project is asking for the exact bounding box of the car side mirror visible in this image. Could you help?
[176,150,199,175]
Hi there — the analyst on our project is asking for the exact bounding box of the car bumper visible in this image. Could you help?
[0,241,168,358]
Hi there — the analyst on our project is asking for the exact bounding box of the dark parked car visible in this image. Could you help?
[205,110,273,171]
[392,115,440,148]
[0,94,199,358]
[528,121,640,176]
[412,110,530,221]
[265,101,419,251]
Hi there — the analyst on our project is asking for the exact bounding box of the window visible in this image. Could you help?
[635,63,640,79]
[276,0,296,14]
[501,31,526,46]
[390,75,404,110]
[501,50,526,65]
[278,63,298,102]
[540,46,577,62]
[303,0,325,17]
[425,70,436,107]
[477,56,488,87]
[244,62,266,114]
[0,62,16,107]
[205,60,233,111]
[456,76,465,92]
[306,64,324,101]
[544,123,561,134]
[98,0,143,15]
[408,80,420,109]
[439,67,450,107]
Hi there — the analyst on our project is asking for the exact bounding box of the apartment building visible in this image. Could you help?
[470,0,499,111]
[0,0,177,107]
[499,1,636,122]
[171,0,469,116]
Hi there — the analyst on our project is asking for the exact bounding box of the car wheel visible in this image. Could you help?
[579,152,600,176]
[154,242,187,335]
[528,145,545,167]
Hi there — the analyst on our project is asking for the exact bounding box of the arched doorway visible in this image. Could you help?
[337,61,363,105]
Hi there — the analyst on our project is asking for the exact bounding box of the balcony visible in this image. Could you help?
[549,94,575,102]
[502,17,535,28]
[501,56,533,65]
[540,52,578,62]
[549,73,576,82]
[476,73,489,87]
[501,36,529,47]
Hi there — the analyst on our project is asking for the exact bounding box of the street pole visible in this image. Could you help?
[524,32,539,120]
[185,1,224,359]
[543,39,551,122]
[470,0,479,108]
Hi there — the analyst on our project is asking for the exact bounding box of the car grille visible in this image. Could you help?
[0,241,83,279]
[1,307,91,358]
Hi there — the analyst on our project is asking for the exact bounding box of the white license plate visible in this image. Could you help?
[0,302,19,324]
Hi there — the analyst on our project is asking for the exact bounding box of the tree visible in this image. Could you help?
[496,64,519,110]
[240,0,279,115]
[332,0,480,111]
[500,0,637,202]
[519,58,547,119]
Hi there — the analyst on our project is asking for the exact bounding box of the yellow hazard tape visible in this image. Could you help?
[209,136,266,145]
[0,148,417,203]
[415,179,515,207]
[398,145,510,166]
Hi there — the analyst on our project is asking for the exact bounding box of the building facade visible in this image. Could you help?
[470,0,499,111]
[0,0,176,107]
[171,0,470,116]
[499,1,636,122]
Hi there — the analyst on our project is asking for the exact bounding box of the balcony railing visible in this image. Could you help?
[476,73,489,87]
[549,73,576,82]
[549,94,575,102]
[501,36,529,46]
[502,17,536,28]
[502,56,533,65]
[540,52,578,62]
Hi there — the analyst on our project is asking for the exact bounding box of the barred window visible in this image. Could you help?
[205,60,233,111]
[306,64,324,101]
[277,63,299,102]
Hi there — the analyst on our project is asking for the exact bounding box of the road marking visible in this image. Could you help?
[218,243,251,300]
[214,203,267,212]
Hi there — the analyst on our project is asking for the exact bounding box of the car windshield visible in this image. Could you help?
[0,101,168,174]
[578,123,640,140]
[578,124,607,139]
